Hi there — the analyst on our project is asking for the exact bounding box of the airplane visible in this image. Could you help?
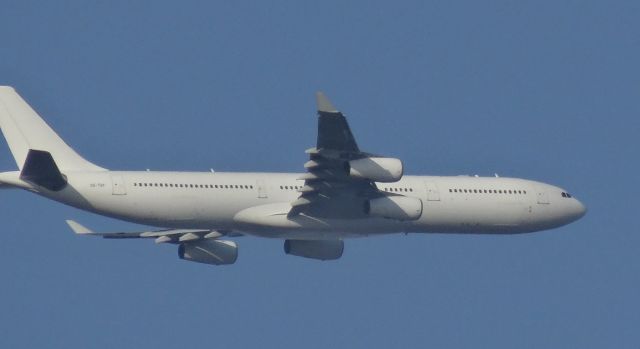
[0,86,586,265]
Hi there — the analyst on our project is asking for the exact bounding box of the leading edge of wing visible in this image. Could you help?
[65,220,229,243]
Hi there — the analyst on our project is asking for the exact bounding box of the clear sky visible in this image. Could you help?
[0,1,637,348]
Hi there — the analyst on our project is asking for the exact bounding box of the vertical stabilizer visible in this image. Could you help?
[0,86,105,171]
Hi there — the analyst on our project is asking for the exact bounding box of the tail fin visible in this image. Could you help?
[0,86,105,171]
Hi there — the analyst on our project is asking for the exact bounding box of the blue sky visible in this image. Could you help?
[0,1,638,348]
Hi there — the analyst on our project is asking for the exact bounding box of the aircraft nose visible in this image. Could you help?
[572,199,587,220]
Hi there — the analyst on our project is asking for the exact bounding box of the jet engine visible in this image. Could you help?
[178,239,238,265]
[365,195,423,221]
[284,239,344,260]
[347,157,403,183]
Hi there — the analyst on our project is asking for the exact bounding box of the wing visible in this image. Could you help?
[66,220,237,244]
[288,93,400,219]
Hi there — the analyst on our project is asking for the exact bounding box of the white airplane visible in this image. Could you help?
[0,86,585,265]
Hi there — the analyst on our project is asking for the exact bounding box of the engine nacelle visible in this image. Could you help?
[284,239,344,261]
[347,157,403,183]
[178,239,238,265]
[365,196,423,221]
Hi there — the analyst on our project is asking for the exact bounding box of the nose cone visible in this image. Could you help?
[570,199,587,221]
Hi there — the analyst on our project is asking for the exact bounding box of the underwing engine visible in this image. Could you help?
[346,157,403,182]
[178,240,238,265]
[365,195,423,221]
[284,239,344,260]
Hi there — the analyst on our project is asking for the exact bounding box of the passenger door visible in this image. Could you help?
[111,175,127,195]
[536,189,549,204]
[256,179,268,199]
[424,181,440,201]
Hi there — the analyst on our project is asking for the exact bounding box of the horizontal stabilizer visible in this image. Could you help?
[20,149,67,191]
[66,220,94,234]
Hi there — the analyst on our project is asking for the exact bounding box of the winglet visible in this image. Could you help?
[316,92,338,113]
[66,220,94,235]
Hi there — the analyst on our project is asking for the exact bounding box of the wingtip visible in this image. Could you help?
[66,220,94,234]
[316,91,338,113]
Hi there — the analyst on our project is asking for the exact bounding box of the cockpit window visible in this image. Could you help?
[561,192,573,198]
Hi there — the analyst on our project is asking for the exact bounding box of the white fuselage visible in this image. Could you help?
[9,170,586,239]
